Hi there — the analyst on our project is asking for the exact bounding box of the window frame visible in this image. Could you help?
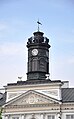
[12,116,19,119]
[66,114,74,119]
[47,115,55,119]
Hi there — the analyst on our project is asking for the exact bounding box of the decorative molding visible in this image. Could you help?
[9,93,57,106]
[42,90,58,96]
[5,103,60,109]
[8,93,21,99]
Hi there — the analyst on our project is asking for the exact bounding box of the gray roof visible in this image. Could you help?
[62,88,74,103]
[0,92,6,106]
[7,79,62,86]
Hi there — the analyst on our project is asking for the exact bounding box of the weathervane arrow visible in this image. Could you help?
[37,21,42,25]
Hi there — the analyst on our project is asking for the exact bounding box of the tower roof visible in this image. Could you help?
[33,31,44,36]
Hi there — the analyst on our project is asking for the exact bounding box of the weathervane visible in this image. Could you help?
[37,19,42,31]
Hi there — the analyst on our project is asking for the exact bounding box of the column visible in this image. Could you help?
[41,113,45,119]
[21,114,26,119]
[5,115,9,119]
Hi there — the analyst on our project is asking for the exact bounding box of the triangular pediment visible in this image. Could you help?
[4,90,59,107]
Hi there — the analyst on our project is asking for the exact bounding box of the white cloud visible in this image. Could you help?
[0,42,25,56]
[0,41,27,88]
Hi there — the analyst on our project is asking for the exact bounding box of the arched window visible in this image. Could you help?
[32,58,38,71]
[39,58,46,72]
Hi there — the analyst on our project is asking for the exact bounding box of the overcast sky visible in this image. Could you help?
[0,0,74,89]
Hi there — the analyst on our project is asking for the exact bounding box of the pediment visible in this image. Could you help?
[5,90,59,106]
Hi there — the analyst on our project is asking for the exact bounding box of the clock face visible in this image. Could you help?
[32,49,38,56]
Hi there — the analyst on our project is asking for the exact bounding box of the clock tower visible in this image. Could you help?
[27,30,51,80]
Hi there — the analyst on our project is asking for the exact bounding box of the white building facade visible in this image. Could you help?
[2,80,74,119]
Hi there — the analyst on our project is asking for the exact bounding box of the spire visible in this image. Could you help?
[37,19,42,31]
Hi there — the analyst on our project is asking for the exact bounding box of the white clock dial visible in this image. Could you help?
[32,49,38,56]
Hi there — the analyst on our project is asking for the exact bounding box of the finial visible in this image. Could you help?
[18,76,22,81]
[37,19,42,31]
